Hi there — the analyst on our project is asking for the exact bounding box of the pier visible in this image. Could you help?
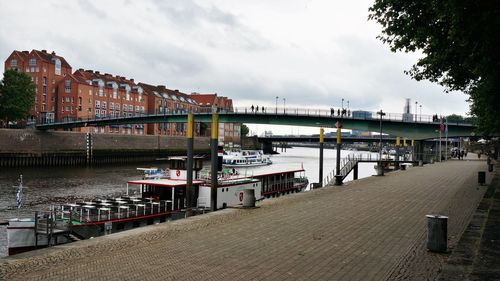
[0,156,495,280]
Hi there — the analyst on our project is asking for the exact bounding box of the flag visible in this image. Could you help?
[16,175,23,209]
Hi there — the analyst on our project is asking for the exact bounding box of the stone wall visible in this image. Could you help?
[0,129,210,167]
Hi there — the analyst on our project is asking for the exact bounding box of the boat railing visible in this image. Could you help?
[58,200,175,223]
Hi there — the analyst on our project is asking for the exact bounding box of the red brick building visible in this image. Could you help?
[190,93,240,145]
[4,49,72,123]
[56,69,148,134]
[139,83,200,136]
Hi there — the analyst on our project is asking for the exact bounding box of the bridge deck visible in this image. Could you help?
[0,157,491,281]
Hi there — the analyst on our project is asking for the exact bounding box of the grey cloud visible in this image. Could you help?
[78,0,107,18]
[152,0,237,27]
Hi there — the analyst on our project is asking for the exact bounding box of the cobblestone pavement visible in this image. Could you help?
[0,159,491,281]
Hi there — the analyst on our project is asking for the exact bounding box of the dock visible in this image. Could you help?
[0,156,495,280]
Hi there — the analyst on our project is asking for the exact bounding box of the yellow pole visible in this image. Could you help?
[396,136,400,146]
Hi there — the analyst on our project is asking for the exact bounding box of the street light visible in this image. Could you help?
[419,104,422,121]
[415,101,418,122]
[283,98,286,114]
[275,96,279,114]
[377,109,386,163]
[341,98,344,110]
[347,100,349,110]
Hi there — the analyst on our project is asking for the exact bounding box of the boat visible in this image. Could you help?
[222,150,272,167]
[6,157,307,256]
[136,167,167,179]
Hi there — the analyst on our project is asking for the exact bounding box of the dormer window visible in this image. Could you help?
[29,58,36,65]
[54,58,61,75]
[10,59,17,67]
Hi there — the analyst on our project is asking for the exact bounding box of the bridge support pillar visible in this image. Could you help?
[210,113,219,212]
[186,113,194,217]
[318,128,324,188]
[353,164,358,180]
[335,122,342,185]
[262,141,274,154]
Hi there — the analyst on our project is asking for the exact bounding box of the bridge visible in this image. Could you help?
[35,107,476,140]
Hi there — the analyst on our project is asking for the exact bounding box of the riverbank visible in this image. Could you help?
[0,155,492,280]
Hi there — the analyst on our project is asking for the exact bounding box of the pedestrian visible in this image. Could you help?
[337,109,340,116]
[461,150,465,159]
[256,106,259,113]
[251,105,254,112]
[347,109,351,117]
[330,108,334,116]
[262,106,265,113]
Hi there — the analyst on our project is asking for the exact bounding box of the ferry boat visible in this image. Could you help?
[6,157,308,256]
[222,150,272,167]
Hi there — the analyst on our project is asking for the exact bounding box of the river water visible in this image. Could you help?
[0,147,378,257]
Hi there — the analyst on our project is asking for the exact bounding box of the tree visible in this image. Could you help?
[369,1,500,136]
[240,124,249,137]
[0,69,35,127]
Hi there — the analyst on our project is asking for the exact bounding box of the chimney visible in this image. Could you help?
[175,89,179,93]
[95,71,100,74]
[104,73,111,76]
[42,49,47,53]
[85,69,93,73]
[130,78,134,83]
[51,51,56,55]
[78,68,84,71]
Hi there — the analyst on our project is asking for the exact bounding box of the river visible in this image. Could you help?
[0,147,378,257]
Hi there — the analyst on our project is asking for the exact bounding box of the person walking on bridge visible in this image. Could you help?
[251,105,254,113]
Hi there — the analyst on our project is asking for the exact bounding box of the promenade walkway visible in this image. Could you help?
[0,158,492,280]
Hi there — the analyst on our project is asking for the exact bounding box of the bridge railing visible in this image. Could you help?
[35,106,474,126]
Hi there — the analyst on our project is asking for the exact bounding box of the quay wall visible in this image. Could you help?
[0,129,210,167]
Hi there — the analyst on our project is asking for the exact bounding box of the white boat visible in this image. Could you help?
[136,167,167,179]
[6,158,307,256]
[222,150,272,167]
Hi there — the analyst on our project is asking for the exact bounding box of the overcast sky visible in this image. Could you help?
[0,0,471,135]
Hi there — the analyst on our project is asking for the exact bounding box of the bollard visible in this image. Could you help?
[375,164,384,176]
[488,164,494,172]
[426,215,448,252]
[242,189,256,208]
[418,160,423,167]
[478,171,486,185]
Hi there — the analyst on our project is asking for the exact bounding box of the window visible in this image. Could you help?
[98,87,103,97]
[54,59,61,75]
[35,77,38,84]
[95,100,100,108]
[123,105,127,112]
[43,77,47,86]
[89,89,92,96]
[10,59,17,67]
[30,67,35,72]
[135,106,139,112]
[102,102,106,110]
[110,111,114,118]
[29,58,36,65]
[110,102,114,110]
[116,103,120,111]
[65,106,70,112]
[65,97,70,102]
[113,89,117,99]
[78,97,82,106]
[35,67,39,72]
[126,93,130,101]
[26,67,30,72]
[65,80,71,93]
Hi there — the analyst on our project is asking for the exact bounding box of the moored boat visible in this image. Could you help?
[6,157,307,256]
[222,150,272,167]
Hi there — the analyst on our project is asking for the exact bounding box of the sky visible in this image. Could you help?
[0,0,471,135]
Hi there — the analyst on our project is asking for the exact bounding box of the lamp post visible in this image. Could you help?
[415,101,418,122]
[419,104,422,121]
[347,100,349,110]
[283,98,286,114]
[377,110,386,176]
[275,96,279,114]
[341,98,344,110]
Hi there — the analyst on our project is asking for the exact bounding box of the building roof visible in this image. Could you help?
[74,69,145,94]
[31,49,71,68]
[190,94,217,106]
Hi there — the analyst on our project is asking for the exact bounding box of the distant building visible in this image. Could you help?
[4,49,72,123]
[190,93,240,145]
[351,110,372,119]
[139,83,200,136]
[402,98,414,122]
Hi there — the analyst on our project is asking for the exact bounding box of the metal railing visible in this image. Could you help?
[36,106,475,126]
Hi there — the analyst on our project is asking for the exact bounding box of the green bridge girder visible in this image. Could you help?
[35,112,476,140]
